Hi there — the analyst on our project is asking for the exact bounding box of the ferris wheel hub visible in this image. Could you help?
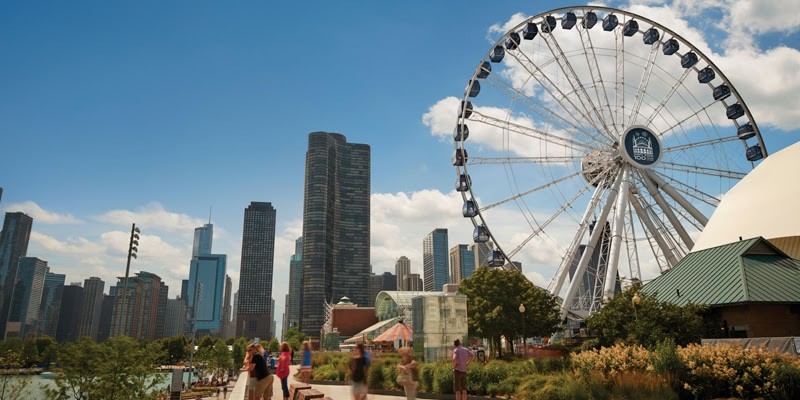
[619,125,662,169]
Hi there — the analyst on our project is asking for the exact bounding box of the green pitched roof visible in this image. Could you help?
[641,237,800,306]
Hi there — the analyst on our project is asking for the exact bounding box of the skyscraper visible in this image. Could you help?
[188,255,226,336]
[403,273,423,291]
[155,284,168,339]
[237,201,276,339]
[56,284,84,342]
[78,277,105,341]
[301,132,370,337]
[449,245,475,285]
[38,272,65,338]
[192,223,214,258]
[110,271,163,340]
[423,229,449,291]
[395,256,411,291]
[96,294,115,342]
[469,242,493,272]
[6,257,48,338]
[368,272,397,306]
[284,237,303,334]
[0,212,33,337]
[181,279,189,300]
[221,275,232,339]
[164,297,187,338]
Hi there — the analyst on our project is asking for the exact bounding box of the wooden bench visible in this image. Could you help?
[297,388,325,400]
[289,383,312,400]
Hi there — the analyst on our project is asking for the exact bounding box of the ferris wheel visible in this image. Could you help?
[452,6,768,320]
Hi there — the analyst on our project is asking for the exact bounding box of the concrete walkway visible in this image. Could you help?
[226,366,406,400]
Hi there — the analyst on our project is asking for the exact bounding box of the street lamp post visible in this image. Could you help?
[119,223,140,336]
[518,304,526,356]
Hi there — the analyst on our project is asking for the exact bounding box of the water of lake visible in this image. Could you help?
[4,370,199,399]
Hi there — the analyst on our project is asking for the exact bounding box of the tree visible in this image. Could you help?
[459,266,561,358]
[283,327,307,351]
[231,338,247,369]
[34,336,58,367]
[46,336,163,400]
[0,338,22,361]
[196,335,219,352]
[46,337,101,400]
[0,351,33,400]
[159,335,187,364]
[266,338,279,353]
[206,343,234,381]
[20,340,38,367]
[586,284,707,348]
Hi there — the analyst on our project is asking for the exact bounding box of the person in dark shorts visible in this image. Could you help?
[452,339,474,400]
[349,343,369,400]
[247,344,274,400]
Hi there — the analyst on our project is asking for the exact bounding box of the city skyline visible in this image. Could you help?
[2,1,799,339]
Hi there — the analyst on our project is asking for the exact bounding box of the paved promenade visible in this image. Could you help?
[224,365,405,400]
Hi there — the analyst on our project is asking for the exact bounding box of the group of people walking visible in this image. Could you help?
[241,341,311,400]
[241,338,473,400]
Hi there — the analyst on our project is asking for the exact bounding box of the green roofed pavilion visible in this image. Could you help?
[642,237,800,338]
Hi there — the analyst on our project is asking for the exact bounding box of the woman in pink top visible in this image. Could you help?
[276,342,293,400]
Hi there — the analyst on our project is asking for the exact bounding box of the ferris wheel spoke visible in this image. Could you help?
[470,156,581,165]
[657,173,720,207]
[646,170,709,226]
[624,201,642,282]
[478,170,585,212]
[468,111,593,151]
[503,48,608,141]
[561,168,625,318]
[628,41,661,127]
[629,191,680,269]
[548,181,607,295]
[663,135,739,154]
[657,162,747,180]
[635,170,695,249]
[577,24,616,132]
[614,23,625,134]
[603,167,632,300]
[506,182,596,260]
[538,28,615,138]
[482,74,607,148]
[645,67,693,127]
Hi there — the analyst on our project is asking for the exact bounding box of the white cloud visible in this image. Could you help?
[625,3,800,130]
[726,0,800,35]
[2,201,82,224]
[94,202,208,234]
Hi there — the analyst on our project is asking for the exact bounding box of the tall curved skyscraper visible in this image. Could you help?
[300,132,370,337]
[237,202,276,339]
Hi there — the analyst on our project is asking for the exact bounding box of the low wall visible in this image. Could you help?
[230,372,249,400]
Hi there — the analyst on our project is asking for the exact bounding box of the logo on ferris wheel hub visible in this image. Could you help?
[622,126,661,168]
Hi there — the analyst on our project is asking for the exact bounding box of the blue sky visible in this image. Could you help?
[1,1,798,338]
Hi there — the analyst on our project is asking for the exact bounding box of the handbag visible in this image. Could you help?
[397,372,411,385]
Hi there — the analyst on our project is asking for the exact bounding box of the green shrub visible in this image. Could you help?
[311,364,339,381]
[432,364,454,395]
[418,363,436,393]
[367,359,386,389]
[610,371,678,400]
[335,363,348,381]
[516,373,596,400]
[383,360,399,390]
[769,364,800,400]
[650,339,683,376]
[542,355,571,373]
